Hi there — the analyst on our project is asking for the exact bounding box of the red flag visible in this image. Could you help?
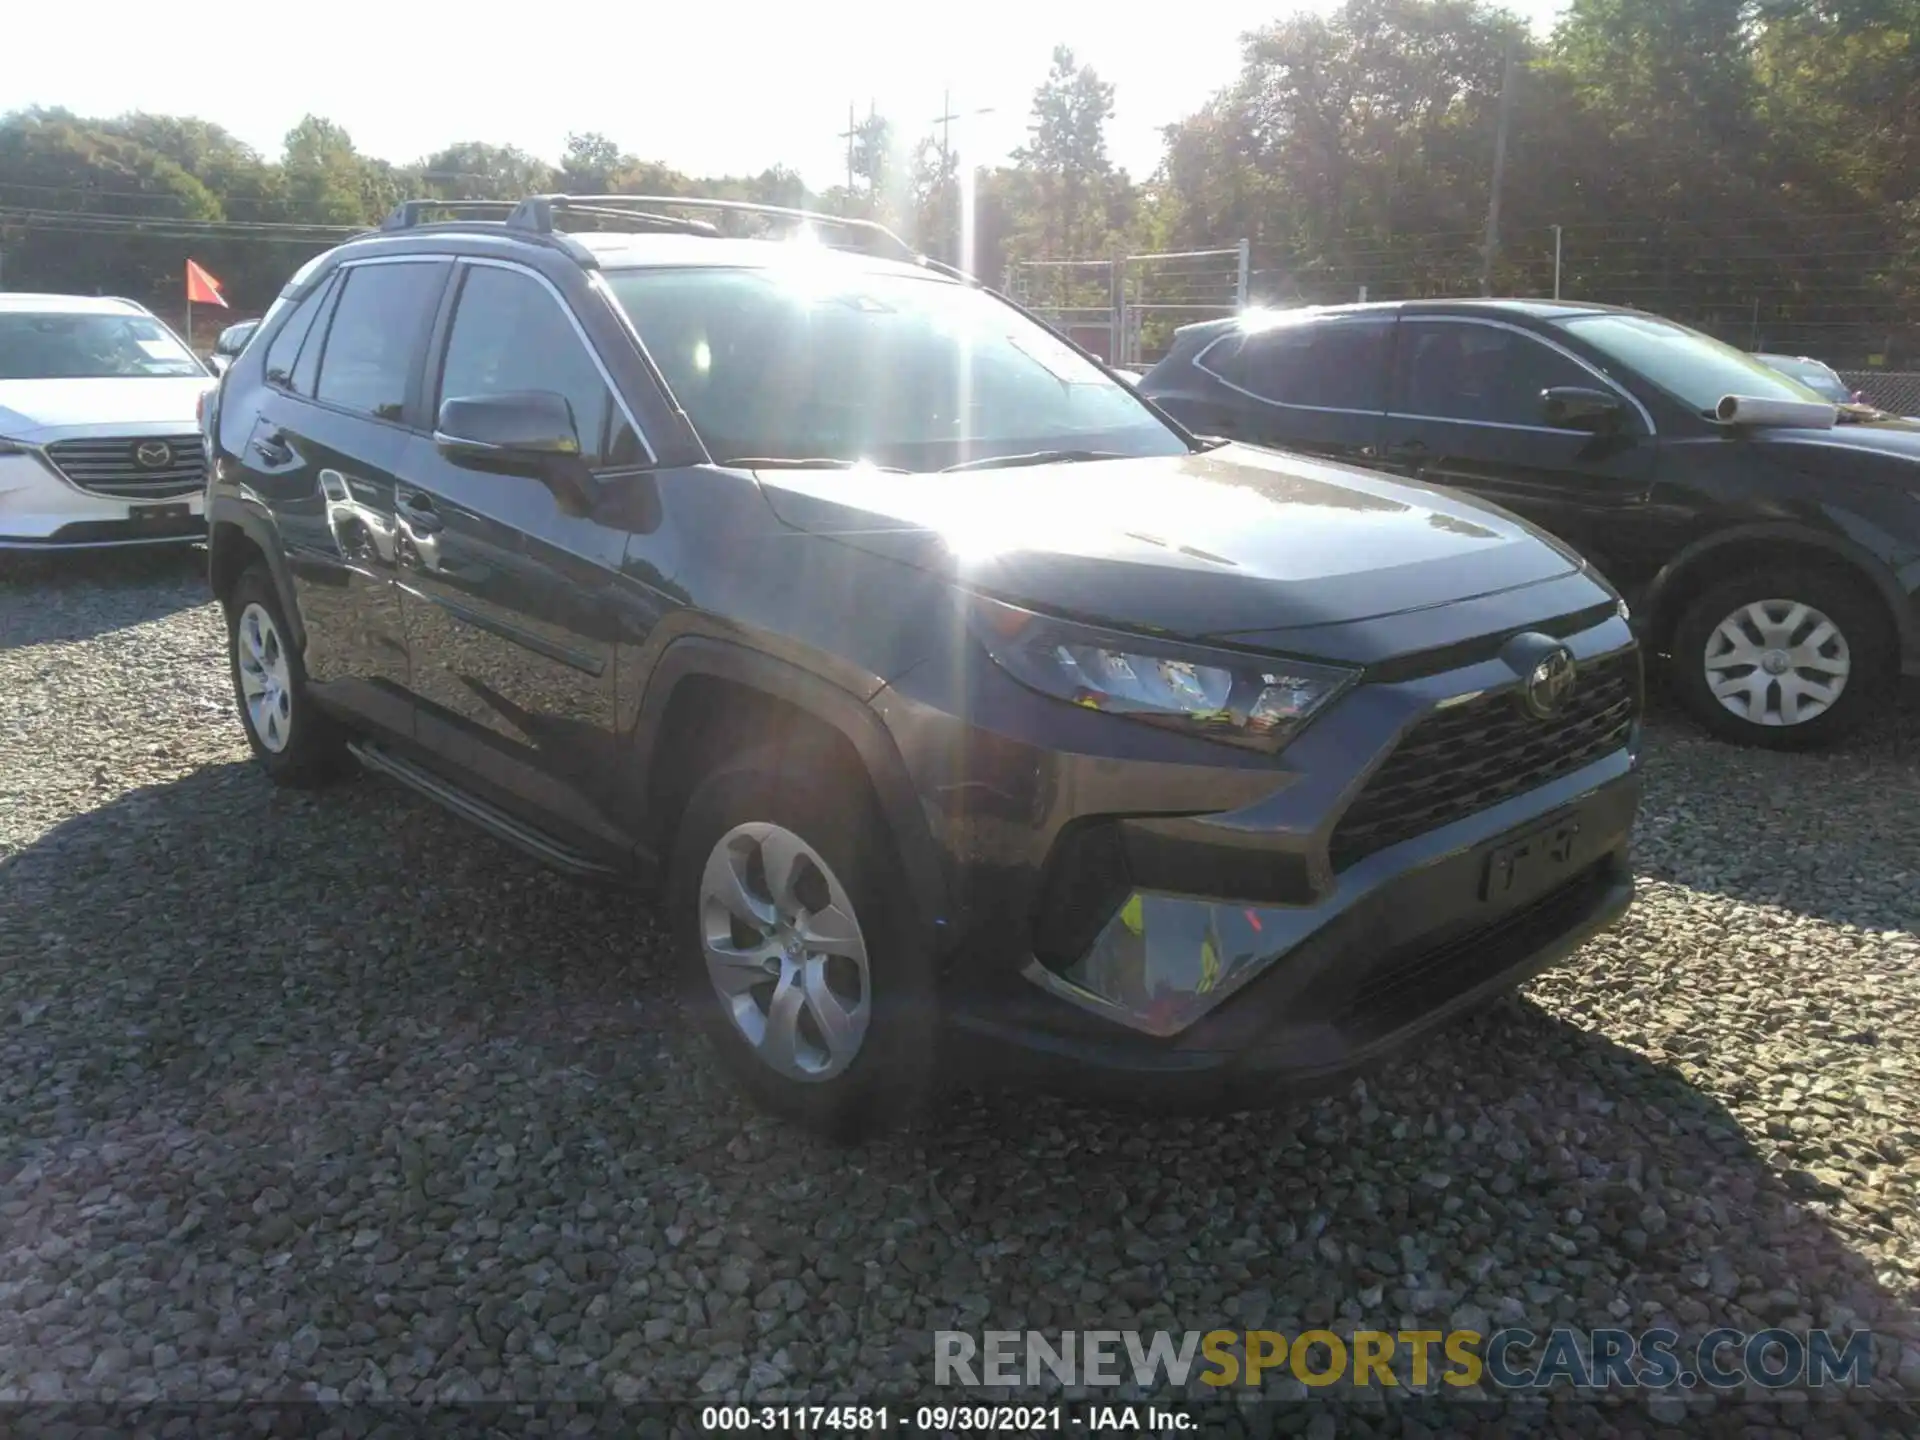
[185,259,229,308]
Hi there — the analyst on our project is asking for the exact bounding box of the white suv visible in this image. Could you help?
[0,294,214,550]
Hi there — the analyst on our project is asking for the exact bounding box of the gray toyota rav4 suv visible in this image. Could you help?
[202,196,1643,1136]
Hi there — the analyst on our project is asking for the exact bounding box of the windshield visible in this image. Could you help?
[0,312,205,380]
[1553,312,1826,414]
[603,264,1189,470]
[1755,355,1852,403]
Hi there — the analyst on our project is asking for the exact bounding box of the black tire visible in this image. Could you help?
[667,743,937,1141]
[1669,567,1893,750]
[224,564,351,786]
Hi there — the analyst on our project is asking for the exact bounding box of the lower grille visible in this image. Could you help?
[1329,648,1639,870]
[1332,861,1614,1033]
[44,515,205,545]
[46,436,205,499]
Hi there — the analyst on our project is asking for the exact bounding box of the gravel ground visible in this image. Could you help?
[2,551,1917,1432]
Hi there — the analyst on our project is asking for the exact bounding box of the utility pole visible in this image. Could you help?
[838,102,858,199]
[933,89,957,182]
[1552,224,1562,299]
[1480,39,1516,297]
[927,89,993,260]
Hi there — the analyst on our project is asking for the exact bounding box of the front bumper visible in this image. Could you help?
[877,604,1642,1094]
[0,450,205,549]
[947,770,1635,1094]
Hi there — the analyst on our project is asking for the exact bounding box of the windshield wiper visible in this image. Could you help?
[719,456,909,474]
[939,449,1127,473]
[1834,403,1889,424]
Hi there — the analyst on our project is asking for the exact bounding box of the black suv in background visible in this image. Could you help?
[1139,301,1920,749]
[203,197,1641,1136]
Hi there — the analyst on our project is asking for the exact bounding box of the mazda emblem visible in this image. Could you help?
[133,441,173,470]
[1521,647,1578,719]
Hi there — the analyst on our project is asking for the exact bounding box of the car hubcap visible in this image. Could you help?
[1703,598,1851,727]
[236,602,294,753]
[698,822,871,1083]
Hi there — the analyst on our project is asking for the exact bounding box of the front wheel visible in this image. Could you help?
[1670,568,1892,750]
[667,746,936,1140]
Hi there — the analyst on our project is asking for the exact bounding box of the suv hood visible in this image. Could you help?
[1749,413,1920,458]
[754,444,1584,641]
[0,377,214,440]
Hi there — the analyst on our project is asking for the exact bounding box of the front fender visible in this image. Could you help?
[1641,520,1919,666]
[625,635,952,951]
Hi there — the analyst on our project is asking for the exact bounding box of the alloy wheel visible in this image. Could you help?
[697,822,872,1082]
[236,602,295,753]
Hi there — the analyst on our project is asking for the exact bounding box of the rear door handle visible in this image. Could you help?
[1387,438,1429,458]
[251,432,293,466]
[399,491,444,535]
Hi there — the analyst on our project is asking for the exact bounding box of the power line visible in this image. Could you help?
[0,206,357,244]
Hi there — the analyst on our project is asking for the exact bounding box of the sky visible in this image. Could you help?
[14,0,1566,192]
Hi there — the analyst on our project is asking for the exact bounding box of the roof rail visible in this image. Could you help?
[506,197,720,239]
[381,199,520,231]
[506,193,923,262]
[370,192,988,286]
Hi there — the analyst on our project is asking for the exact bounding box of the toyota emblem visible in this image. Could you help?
[1521,647,1578,719]
[133,441,173,470]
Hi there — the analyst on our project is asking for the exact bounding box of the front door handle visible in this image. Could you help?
[399,491,444,535]
[1387,438,1429,459]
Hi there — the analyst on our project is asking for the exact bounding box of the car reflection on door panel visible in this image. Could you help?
[253,256,451,740]
[239,399,416,740]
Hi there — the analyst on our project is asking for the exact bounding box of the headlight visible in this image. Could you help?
[0,437,27,455]
[971,596,1357,751]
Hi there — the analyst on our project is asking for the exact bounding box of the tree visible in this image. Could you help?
[558,131,622,191]
[1013,45,1116,257]
[850,111,894,217]
[282,115,377,224]
[418,141,553,200]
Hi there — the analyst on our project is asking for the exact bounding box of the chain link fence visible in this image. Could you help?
[1007,246,1252,366]
[1841,371,1920,416]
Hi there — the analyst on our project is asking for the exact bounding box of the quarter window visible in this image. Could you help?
[263,273,336,393]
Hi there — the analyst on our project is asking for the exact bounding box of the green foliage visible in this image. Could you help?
[5,0,1920,362]
[1010,45,1120,261]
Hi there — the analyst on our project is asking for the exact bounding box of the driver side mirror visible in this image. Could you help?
[435,390,598,516]
[1540,386,1626,433]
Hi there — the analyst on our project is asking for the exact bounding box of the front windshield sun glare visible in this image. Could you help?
[603,265,1191,474]
[1556,313,1827,415]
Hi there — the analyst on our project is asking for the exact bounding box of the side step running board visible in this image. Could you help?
[347,740,622,881]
